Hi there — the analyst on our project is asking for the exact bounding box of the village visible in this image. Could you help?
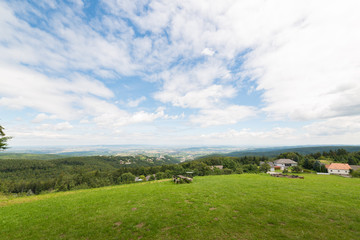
[131,158,360,184]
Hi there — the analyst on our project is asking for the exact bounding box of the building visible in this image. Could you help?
[260,160,293,172]
[268,162,275,172]
[210,165,223,170]
[273,159,298,170]
[326,163,351,175]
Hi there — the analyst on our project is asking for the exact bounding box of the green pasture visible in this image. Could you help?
[1,174,359,240]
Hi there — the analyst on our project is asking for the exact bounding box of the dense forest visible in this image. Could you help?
[226,146,360,157]
[0,148,360,195]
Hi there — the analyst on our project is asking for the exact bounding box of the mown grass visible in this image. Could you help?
[1,174,359,240]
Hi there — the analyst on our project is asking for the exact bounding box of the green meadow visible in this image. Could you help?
[1,174,359,240]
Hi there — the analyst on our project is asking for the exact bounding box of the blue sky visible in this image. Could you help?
[1,0,360,146]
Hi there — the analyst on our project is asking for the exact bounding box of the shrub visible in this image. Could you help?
[259,163,270,173]
[156,172,165,180]
[121,173,135,184]
[223,168,233,175]
[291,165,303,173]
[302,169,313,173]
[351,169,360,178]
[243,164,259,173]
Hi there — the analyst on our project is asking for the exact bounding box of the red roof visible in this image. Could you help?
[326,163,351,170]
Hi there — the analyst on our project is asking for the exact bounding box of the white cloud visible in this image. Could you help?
[190,105,256,127]
[202,127,297,140]
[36,122,73,131]
[32,113,58,123]
[240,1,360,121]
[127,96,147,107]
[201,48,215,56]
[154,61,235,108]
[0,64,112,120]
[2,0,360,145]
[304,116,360,136]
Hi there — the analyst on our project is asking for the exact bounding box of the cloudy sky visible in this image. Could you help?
[1,0,360,146]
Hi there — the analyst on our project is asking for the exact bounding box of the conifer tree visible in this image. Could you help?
[0,125,11,150]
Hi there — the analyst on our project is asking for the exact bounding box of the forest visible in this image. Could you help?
[0,148,360,195]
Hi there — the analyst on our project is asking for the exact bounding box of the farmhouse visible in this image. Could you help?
[326,163,351,175]
[273,159,297,170]
[210,165,223,170]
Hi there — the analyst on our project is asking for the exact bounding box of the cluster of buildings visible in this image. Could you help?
[266,159,357,176]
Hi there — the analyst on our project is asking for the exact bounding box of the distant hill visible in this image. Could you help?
[0,153,65,160]
[226,146,360,158]
[0,154,180,181]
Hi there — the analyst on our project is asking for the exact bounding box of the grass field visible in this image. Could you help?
[1,174,359,240]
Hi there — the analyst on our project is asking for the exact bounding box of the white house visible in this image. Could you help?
[260,159,296,172]
[273,159,298,170]
[326,163,351,175]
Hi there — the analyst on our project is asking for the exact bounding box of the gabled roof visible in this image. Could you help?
[268,162,275,167]
[326,163,351,170]
[274,159,297,164]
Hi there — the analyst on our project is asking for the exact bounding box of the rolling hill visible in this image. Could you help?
[1,174,359,239]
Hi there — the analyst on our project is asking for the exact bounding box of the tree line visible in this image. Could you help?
[1,126,360,196]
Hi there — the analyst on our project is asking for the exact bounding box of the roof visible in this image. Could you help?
[260,162,275,167]
[326,163,351,170]
[274,159,297,164]
[350,165,360,171]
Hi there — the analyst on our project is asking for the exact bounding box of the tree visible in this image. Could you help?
[0,125,11,150]
[302,158,313,170]
[259,163,270,173]
[313,160,322,172]
[291,165,302,173]
[120,173,135,184]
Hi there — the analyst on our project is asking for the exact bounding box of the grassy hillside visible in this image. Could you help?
[1,174,359,240]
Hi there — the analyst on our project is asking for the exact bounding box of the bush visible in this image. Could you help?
[291,165,303,173]
[156,172,165,180]
[283,169,289,174]
[121,173,135,184]
[351,169,360,178]
[259,163,270,173]
[235,167,244,174]
[243,164,259,173]
[302,169,314,173]
[223,168,233,175]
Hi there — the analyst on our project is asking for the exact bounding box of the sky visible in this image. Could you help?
[1,0,360,147]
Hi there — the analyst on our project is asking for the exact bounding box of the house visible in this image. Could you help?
[268,162,275,172]
[145,174,156,181]
[260,161,281,172]
[210,165,223,170]
[135,177,143,182]
[326,163,351,175]
[273,159,297,170]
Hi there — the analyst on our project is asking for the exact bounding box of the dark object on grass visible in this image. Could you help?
[270,173,304,179]
[173,175,193,184]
